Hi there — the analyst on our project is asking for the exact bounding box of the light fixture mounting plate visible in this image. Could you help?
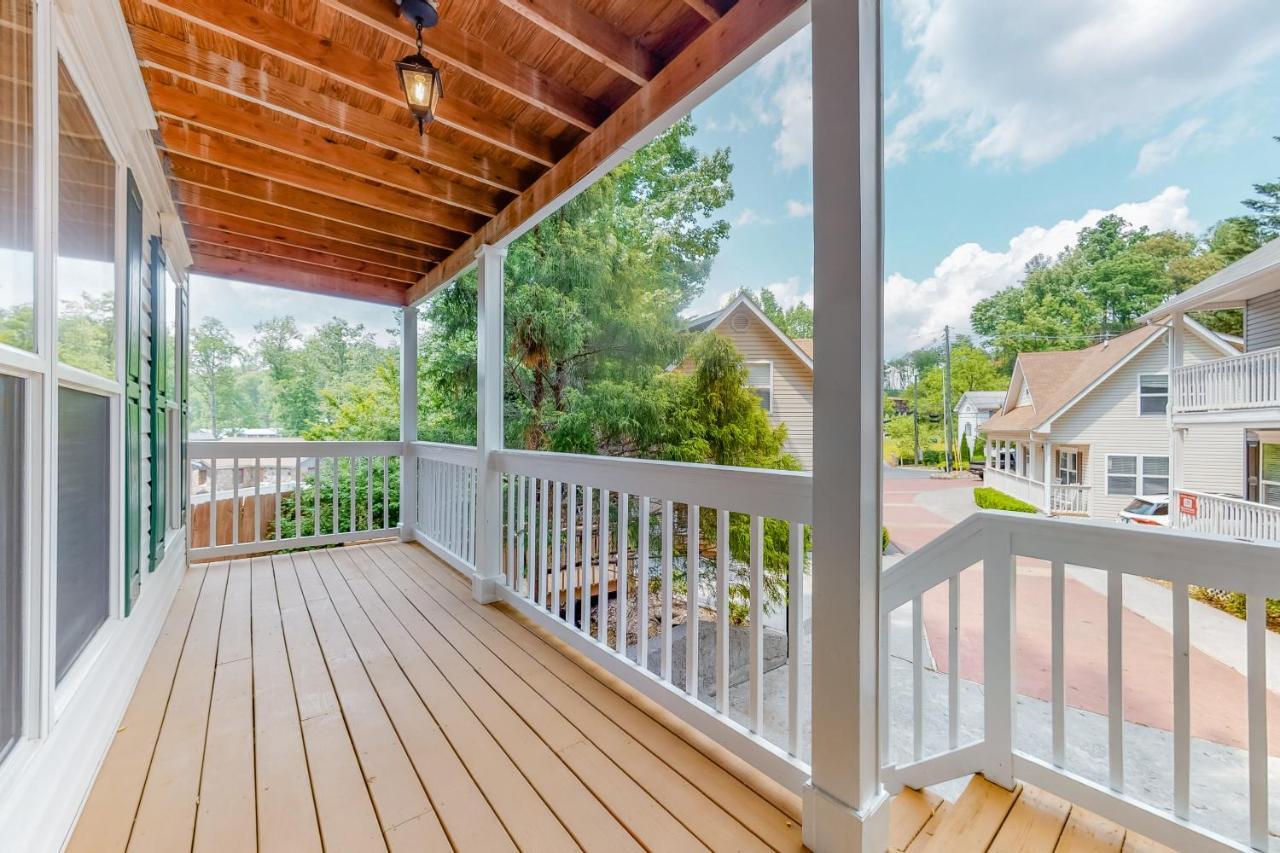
[396,0,439,28]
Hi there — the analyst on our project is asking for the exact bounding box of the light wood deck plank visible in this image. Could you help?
[312,550,517,851]
[921,776,1021,853]
[904,801,951,852]
[989,784,1071,853]
[889,788,942,852]
[126,562,230,853]
[1053,807,1126,853]
[67,563,210,853]
[193,560,256,852]
[249,555,323,853]
[366,545,715,852]
[271,555,387,853]
[347,546,643,851]
[388,541,806,851]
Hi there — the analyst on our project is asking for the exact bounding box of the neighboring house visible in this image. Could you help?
[1140,238,1280,540]
[685,294,814,469]
[980,319,1236,519]
[953,390,1004,444]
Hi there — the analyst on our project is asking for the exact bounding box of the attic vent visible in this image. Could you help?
[730,314,749,332]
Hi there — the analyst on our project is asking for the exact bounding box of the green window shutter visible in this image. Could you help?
[148,236,168,571]
[123,171,144,614]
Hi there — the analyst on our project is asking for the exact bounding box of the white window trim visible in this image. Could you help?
[1056,449,1080,485]
[1136,372,1169,417]
[744,360,774,413]
[1105,453,1170,497]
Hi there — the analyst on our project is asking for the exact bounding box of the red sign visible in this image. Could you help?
[1178,492,1198,517]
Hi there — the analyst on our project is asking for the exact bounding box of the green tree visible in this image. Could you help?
[252,316,302,382]
[189,317,242,438]
[1244,136,1280,239]
[57,292,115,377]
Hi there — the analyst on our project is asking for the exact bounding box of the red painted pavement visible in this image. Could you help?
[884,475,1280,756]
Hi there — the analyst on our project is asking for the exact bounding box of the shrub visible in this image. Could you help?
[973,435,986,461]
[882,526,890,554]
[959,435,971,464]
[974,486,1038,513]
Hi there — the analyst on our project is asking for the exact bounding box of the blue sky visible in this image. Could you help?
[194,0,1280,360]
[687,0,1280,357]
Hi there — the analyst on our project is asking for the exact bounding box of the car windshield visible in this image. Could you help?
[1123,498,1167,516]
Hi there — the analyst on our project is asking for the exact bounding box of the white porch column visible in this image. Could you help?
[473,244,507,603]
[399,306,418,541]
[807,0,891,849]
[1168,312,1184,526]
[1043,441,1053,509]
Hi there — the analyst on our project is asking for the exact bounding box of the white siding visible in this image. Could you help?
[1050,332,1236,518]
[1244,290,1280,352]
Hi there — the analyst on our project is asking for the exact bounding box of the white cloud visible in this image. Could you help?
[733,208,766,227]
[883,186,1197,355]
[887,0,1280,167]
[785,199,814,218]
[753,28,812,171]
[764,275,813,310]
[1134,117,1207,174]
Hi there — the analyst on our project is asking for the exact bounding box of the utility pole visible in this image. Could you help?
[942,325,954,472]
[911,366,921,464]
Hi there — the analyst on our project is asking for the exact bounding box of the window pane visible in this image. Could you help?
[1143,456,1169,476]
[1264,483,1280,508]
[165,270,178,394]
[1262,444,1280,482]
[1139,374,1168,393]
[56,60,116,378]
[0,0,35,352]
[1142,476,1169,496]
[1139,394,1167,415]
[56,386,110,682]
[1108,476,1137,495]
[0,374,24,760]
[1108,456,1136,475]
[754,388,771,411]
[746,362,771,387]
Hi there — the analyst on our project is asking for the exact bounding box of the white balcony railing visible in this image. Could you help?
[984,467,1045,510]
[1050,483,1091,515]
[882,511,1279,852]
[188,440,403,560]
[408,441,480,572]
[1175,489,1280,543]
[1172,346,1280,414]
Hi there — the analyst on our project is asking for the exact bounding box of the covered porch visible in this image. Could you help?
[981,434,1092,517]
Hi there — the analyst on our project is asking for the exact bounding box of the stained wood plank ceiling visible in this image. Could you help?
[120,0,801,305]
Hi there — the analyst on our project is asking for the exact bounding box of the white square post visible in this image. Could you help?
[1167,312,1184,526]
[806,0,891,849]
[399,305,418,541]
[473,244,507,603]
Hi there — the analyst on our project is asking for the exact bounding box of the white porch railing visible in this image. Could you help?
[882,511,1278,852]
[1175,489,1280,543]
[1050,483,1091,515]
[188,440,402,560]
[1172,346,1280,414]
[984,467,1045,510]
[408,441,479,573]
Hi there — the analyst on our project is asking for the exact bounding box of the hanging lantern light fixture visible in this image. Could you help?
[394,0,444,135]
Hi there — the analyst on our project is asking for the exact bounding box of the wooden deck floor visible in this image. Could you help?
[67,541,805,852]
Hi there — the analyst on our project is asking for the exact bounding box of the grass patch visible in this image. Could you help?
[974,486,1038,514]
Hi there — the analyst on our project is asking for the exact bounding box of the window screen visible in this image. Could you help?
[0,0,35,353]
[56,386,110,682]
[0,375,24,761]
[746,362,772,412]
[1107,454,1168,497]
[1106,455,1137,496]
[1141,455,1170,496]
[1138,374,1168,416]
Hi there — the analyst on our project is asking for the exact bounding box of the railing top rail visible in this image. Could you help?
[494,448,812,524]
[409,440,481,466]
[1179,488,1280,511]
[189,439,403,457]
[1173,344,1280,373]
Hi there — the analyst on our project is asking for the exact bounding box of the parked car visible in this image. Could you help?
[1118,495,1170,527]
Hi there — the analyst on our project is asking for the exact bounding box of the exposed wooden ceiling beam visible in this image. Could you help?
[492,0,661,86]
[157,122,482,242]
[174,183,447,264]
[138,0,565,166]
[185,225,421,284]
[167,157,461,253]
[146,77,504,217]
[318,0,607,131]
[192,248,409,306]
[129,26,536,194]
[681,0,723,22]
[407,0,802,303]
[180,206,434,275]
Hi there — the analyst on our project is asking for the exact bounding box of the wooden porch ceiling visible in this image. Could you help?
[121,0,800,306]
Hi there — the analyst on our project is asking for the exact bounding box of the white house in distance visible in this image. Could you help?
[954,390,1004,445]
[980,319,1237,518]
[1140,237,1280,541]
[685,294,814,469]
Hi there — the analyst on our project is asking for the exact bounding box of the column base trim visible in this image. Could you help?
[802,782,891,852]
[472,574,502,604]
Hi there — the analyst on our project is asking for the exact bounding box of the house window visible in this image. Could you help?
[1107,454,1169,496]
[746,361,773,412]
[1056,450,1080,485]
[1138,374,1168,416]
[1262,444,1280,507]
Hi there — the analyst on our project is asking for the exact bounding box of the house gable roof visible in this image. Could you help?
[954,390,1005,413]
[689,294,815,371]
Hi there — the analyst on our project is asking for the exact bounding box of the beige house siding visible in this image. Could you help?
[690,302,813,469]
[1245,290,1280,352]
[1049,332,1237,518]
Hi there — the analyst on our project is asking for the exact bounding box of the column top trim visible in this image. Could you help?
[475,244,509,261]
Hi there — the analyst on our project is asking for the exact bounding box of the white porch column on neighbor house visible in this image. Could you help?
[1168,311,1185,524]
[807,0,891,849]
[1043,441,1054,509]
[400,305,418,541]
[473,244,507,603]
